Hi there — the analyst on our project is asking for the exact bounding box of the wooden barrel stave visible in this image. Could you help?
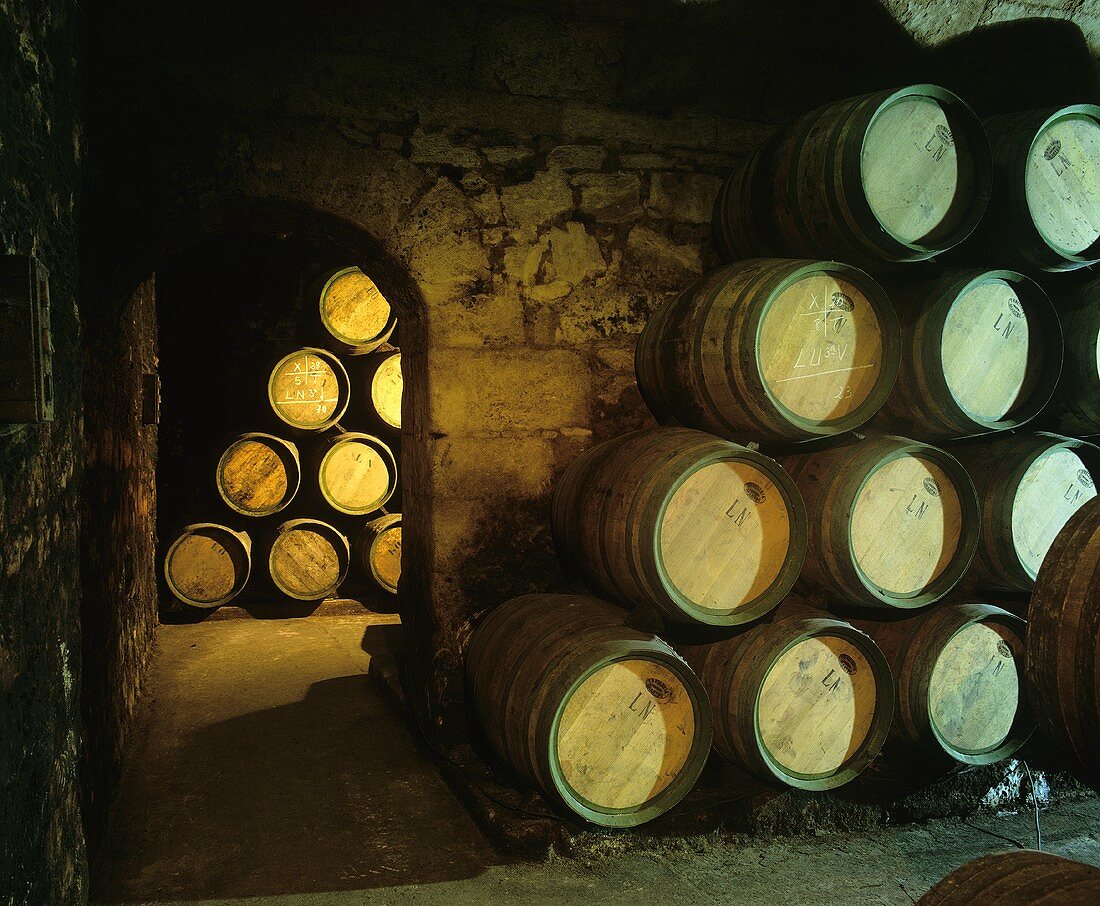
[683,598,893,789]
[466,594,712,827]
[877,269,1062,439]
[1045,278,1100,436]
[714,85,991,267]
[952,432,1099,592]
[918,851,1100,904]
[856,602,1031,764]
[780,434,980,609]
[164,523,251,608]
[552,426,808,625]
[635,259,900,446]
[1024,498,1100,789]
[215,432,300,517]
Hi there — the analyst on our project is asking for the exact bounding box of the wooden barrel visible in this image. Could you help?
[713,85,991,267]
[552,427,807,626]
[952,433,1098,592]
[1025,498,1100,788]
[980,104,1100,272]
[215,433,300,517]
[466,594,712,827]
[780,434,980,609]
[348,348,402,432]
[164,523,251,608]
[1045,278,1100,436]
[266,347,350,432]
[317,266,397,354]
[635,259,900,446]
[919,851,1100,904]
[878,270,1062,439]
[683,598,892,790]
[266,518,350,601]
[855,602,1031,765]
[355,513,401,594]
[313,432,397,516]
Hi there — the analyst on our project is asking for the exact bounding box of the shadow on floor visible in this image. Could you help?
[93,620,505,903]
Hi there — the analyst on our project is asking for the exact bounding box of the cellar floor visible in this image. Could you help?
[93,615,1100,906]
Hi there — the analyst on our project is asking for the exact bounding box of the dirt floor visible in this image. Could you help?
[93,615,1100,906]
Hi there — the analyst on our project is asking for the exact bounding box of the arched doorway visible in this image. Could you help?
[79,198,437,852]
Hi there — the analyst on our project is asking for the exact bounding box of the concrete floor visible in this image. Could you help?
[94,615,1100,906]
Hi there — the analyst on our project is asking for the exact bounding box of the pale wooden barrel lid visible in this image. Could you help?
[1026,110,1100,256]
[319,435,396,515]
[940,279,1032,422]
[269,523,346,600]
[929,620,1021,754]
[555,659,696,810]
[757,635,877,777]
[862,94,963,245]
[1011,446,1097,579]
[165,526,249,607]
[319,267,393,347]
[217,436,296,516]
[370,523,402,593]
[758,272,885,423]
[659,459,791,614]
[371,351,402,430]
[268,349,349,430]
[851,454,963,597]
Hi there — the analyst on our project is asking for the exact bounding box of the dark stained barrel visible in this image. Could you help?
[1025,498,1100,789]
[466,594,711,827]
[855,602,1031,765]
[215,433,300,517]
[683,599,892,790]
[952,433,1098,592]
[164,524,251,608]
[552,427,807,626]
[635,259,899,446]
[713,85,992,267]
[919,851,1100,904]
[1045,277,1100,436]
[780,434,980,610]
[877,269,1062,440]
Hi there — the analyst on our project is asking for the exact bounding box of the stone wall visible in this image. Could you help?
[0,1,87,902]
[81,0,1100,745]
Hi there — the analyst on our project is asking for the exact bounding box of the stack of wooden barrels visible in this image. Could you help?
[162,266,405,609]
[467,85,1100,828]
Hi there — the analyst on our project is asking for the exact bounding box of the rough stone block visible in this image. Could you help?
[502,241,547,286]
[394,177,490,305]
[561,102,720,149]
[547,144,607,172]
[623,226,704,289]
[483,145,536,167]
[410,128,481,169]
[429,348,591,434]
[647,171,723,224]
[431,434,556,502]
[547,222,605,285]
[500,170,574,240]
[526,280,573,303]
[573,172,641,223]
[431,289,526,349]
